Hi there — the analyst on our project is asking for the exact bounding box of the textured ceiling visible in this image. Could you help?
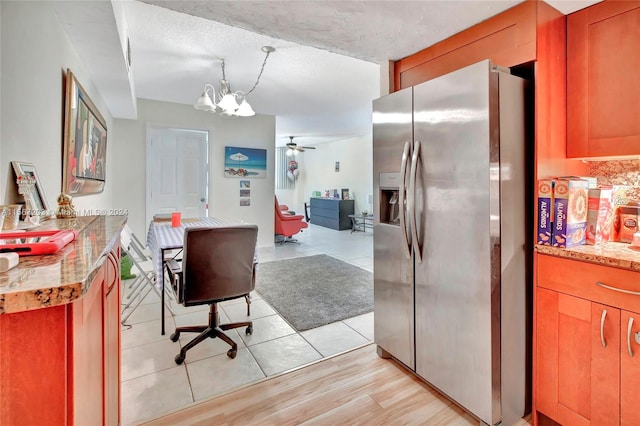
[141,0,526,63]
[55,0,602,146]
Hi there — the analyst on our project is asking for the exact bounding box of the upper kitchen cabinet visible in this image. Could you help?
[393,1,583,181]
[394,1,536,90]
[567,1,640,158]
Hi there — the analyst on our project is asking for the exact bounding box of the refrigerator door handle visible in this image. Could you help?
[409,140,423,263]
[399,141,412,259]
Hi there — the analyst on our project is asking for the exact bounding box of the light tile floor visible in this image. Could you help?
[120,224,373,425]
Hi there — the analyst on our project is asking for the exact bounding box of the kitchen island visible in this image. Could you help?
[0,215,126,425]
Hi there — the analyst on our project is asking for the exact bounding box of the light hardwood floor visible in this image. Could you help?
[144,343,532,425]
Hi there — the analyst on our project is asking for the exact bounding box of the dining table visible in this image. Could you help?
[147,216,229,335]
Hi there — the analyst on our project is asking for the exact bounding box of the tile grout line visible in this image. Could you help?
[123,225,373,421]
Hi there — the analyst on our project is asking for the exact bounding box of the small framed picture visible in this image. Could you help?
[341,189,349,200]
[11,161,53,219]
[335,161,340,172]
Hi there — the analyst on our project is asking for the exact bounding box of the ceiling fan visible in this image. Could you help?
[286,136,316,153]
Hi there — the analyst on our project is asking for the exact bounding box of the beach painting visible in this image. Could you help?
[224,146,267,178]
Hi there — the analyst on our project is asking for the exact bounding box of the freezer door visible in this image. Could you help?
[413,60,502,424]
[373,87,415,370]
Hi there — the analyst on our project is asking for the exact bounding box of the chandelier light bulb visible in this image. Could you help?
[236,99,255,117]
[194,91,216,112]
[218,93,240,113]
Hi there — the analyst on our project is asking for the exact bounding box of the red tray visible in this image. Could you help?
[0,229,78,256]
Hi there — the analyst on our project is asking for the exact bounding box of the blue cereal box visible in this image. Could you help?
[552,179,589,248]
[537,179,554,245]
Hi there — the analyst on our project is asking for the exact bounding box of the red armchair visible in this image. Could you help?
[274,196,308,244]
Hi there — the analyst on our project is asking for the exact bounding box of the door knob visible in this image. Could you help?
[201,198,205,202]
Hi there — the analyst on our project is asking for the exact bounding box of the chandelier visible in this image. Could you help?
[194,46,275,117]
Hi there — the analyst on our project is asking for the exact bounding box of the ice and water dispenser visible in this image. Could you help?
[379,172,402,225]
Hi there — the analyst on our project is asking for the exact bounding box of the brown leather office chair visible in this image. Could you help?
[164,225,258,364]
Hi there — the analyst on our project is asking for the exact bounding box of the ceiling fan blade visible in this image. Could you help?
[300,146,316,149]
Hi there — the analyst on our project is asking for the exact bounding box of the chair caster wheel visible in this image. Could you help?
[245,326,253,335]
[170,332,180,342]
[175,353,185,365]
[227,348,237,359]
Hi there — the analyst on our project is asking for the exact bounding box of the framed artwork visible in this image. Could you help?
[62,69,107,195]
[224,146,267,178]
[341,189,350,200]
[11,161,53,219]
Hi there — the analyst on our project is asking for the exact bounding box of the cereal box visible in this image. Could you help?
[585,187,613,245]
[552,178,589,248]
[619,205,640,243]
[557,175,598,189]
[537,179,554,245]
[610,185,631,242]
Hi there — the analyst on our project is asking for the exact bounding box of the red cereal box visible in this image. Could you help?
[585,187,613,245]
[610,185,631,242]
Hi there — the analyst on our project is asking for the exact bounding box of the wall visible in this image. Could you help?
[0,0,2,186]
[589,159,640,201]
[0,1,114,212]
[295,134,373,216]
[113,98,275,247]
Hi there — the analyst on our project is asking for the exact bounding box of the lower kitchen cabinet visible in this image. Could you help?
[620,310,640,426]
[0,245,121,425]
[104,251,122,426]
[70,246,122,424]
[535,254,640,426]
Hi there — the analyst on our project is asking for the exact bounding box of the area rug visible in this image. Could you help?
[255,254,373,331]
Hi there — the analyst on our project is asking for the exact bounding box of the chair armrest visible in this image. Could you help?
[280,214,305,221]
[164,258,183,303]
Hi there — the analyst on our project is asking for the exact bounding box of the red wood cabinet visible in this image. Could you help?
[104,251,121,426]
[620,310,640,426]
[394,1,537,90]
[567,1,640,158]
[72,247,121,425]
[71,262,106,424]
[535,254,640,426]
[0,246,121,425]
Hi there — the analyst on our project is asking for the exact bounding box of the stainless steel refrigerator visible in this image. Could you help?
[373,60,528,426]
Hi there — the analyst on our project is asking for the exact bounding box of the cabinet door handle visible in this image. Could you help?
[627,316,635,357]
[105,253,118,296]
[596,281,640,296]
[600,309,607,348]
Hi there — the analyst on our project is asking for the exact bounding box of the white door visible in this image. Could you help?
[146,127,208,224]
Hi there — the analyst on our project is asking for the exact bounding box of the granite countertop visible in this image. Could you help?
[536,242,640,272]
[0,215,127,314]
